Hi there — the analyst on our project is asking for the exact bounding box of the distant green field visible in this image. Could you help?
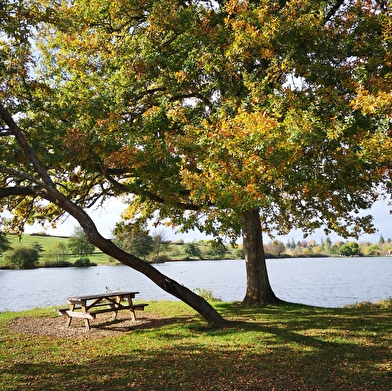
[7,234,68,249]
[3,234,115,266]
[2,234,235,268]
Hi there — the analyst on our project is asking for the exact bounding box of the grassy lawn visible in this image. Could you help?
[0,301,391,390]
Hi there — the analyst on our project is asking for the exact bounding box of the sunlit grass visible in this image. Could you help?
[344,296,392,309]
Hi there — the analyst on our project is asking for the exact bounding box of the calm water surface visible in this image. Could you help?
[0,257,391,312]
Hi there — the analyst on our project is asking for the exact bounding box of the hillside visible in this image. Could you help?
[7,233,69,249]
[2,234,113,266]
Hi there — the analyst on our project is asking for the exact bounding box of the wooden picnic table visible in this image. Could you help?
[58,291,148,330]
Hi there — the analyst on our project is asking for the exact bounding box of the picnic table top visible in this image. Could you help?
[66,291,139,302]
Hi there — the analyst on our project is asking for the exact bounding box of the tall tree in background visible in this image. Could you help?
[0,0,391,320]
[68,226,96,258]
[113,223,155,261]
[0,231,11,253]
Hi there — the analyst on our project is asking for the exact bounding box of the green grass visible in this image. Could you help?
[6,234,67,249]
[3,234,119,266]
[0,301,391,390]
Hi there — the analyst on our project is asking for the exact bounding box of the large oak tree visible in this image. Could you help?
[1,0,391,322]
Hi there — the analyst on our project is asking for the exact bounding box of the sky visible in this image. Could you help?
[21,197,392,245]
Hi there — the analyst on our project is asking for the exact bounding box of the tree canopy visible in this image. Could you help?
[0,0,391,318]
[4,0,389,238]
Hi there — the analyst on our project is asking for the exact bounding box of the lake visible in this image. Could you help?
[0,257,391,312]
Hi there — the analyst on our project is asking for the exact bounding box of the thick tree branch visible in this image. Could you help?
[0,186,37,198]
[0,165,45,187]
[102,168,202,211]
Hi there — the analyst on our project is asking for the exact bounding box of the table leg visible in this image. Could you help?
[83,319,91,330]
[125,294,137,321]
[111,296,121,321]
[67,303,75,327]
[81,302,91,330]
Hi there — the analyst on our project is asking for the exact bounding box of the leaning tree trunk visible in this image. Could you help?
[241,209,281,306]
[0,104,231,328]
[54,199,232,328]
[85,224,231,327]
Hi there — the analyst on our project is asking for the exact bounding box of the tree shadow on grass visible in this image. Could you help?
[2,334,390,391]
[3,304,391,390]
[213,301,391,336]
[90,314,192,333]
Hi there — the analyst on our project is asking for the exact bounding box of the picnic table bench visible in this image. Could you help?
[58,291,148,330]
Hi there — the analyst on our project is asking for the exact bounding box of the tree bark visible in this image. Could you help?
[241,209,282,306]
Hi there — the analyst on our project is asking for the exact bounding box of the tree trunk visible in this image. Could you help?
[241,209,282,306]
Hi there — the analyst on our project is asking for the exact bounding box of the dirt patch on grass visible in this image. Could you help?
[9,311,172,339]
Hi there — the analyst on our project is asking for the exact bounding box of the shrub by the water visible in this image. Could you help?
[3,246,39,269]
[73,257,96,267]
